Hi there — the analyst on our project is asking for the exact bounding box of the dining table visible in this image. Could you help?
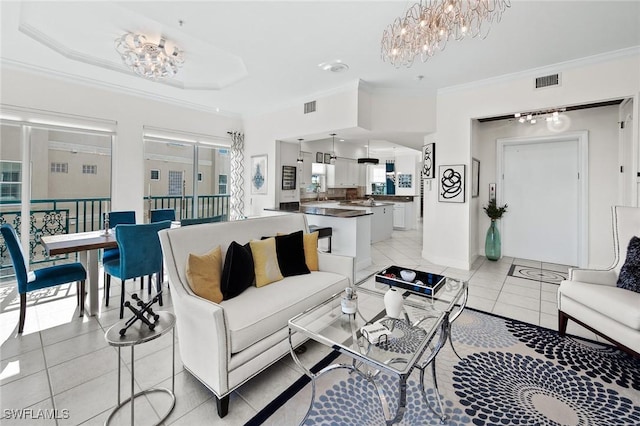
[41,230,117,316]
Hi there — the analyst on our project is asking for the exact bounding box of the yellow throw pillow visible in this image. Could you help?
[186,246,223,303]
[250,237,284,287]
[303,231,319,271]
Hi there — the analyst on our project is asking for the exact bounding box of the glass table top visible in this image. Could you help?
[289,273,467,375]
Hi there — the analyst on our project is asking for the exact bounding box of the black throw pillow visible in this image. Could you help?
[274,230,310,277]
[221,241,255,299]
[617,236,640,293]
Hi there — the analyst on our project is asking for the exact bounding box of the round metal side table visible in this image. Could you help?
[104,311,176,426]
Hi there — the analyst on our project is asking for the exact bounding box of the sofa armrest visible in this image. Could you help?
[170,284,231,396]
[317,251,355,285]
[568,267,618,286]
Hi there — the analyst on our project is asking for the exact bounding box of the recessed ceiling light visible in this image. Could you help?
[318,60,349,73]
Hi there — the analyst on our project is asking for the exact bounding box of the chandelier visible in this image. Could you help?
[381,0,511,68]
[115,33,185,80]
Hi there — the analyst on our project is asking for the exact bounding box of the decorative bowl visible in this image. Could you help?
[400,270,416,282]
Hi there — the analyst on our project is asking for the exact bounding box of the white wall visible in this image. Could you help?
[0,68,241,221]
[425,52,640,270]
[243,84,360,216]
[475,105,620,268]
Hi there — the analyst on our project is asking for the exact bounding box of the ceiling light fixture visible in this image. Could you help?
[115,32,185,80]
[381,0,511,68]
[329,133,337,164]
[318,60,350,73]
[358,141,380,164]
[514,108,566,125]
[297,138,304,163]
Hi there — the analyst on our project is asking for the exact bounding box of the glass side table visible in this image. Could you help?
[104,311,176,426]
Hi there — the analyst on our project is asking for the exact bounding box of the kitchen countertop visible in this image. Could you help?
[264,206,372,218]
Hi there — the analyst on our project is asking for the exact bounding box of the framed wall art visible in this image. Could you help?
[472,158,480,198]
[251,154,268,194]
[421,143,436,179]
[315,152,324,163]
[439,164,465,203]
[324,153,332,164]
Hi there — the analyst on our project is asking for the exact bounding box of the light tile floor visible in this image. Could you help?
[0,222,602,425]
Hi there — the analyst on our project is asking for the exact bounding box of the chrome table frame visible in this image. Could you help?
[288,279,468,425]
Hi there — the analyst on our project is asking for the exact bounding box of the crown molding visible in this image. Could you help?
[437,46,640,96]
[18,21,227,91]
[1,58,242,118]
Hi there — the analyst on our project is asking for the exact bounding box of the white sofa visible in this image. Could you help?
[558,206,640,357]
[159,213,354,416]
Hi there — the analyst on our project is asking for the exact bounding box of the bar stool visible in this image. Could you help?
[308,225,332,253]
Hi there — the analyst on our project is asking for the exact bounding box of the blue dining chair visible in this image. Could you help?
[103,211,135,306]
[1,224,86,333]
[103,221,171,319]
[150,209,176,223]
[150,209,175,289]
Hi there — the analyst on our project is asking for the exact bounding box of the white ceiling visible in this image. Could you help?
[1,1,639,151]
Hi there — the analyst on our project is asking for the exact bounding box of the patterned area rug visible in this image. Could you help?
[247,309,640,425]
[507,264,568,284]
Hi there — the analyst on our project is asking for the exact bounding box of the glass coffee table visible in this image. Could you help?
[288,271,468,425]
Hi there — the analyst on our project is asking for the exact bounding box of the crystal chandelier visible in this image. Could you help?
[381,0,511,68]
[115,33,185,80]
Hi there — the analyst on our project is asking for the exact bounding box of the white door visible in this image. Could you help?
[500,137,583,266]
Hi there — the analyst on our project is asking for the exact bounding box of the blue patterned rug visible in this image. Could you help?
[246,308,640,425]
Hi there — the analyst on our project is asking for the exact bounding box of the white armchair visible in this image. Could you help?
[558,206,640,357]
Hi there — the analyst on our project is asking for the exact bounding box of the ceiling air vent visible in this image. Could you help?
[535,73,560,89]
[304,101,316,114]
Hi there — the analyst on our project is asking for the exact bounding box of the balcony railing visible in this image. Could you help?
[0,195,229,270]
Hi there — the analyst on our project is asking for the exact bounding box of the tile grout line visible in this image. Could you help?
[39,330,59,426]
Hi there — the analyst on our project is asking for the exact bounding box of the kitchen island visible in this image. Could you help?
[264,205,372,271]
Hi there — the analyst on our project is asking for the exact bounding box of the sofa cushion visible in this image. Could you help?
[221,241,255,299]
[222,271,349,353]
[617,236,640,293]
[274,230,310,277]
[560,280,640,330]
[250,238,283,287]
[303,232,319,271]
[186,246,223,303]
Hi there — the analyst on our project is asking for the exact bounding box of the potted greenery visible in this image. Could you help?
[483,198,508,260]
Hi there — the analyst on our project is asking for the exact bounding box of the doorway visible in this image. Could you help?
[497,132,588,267]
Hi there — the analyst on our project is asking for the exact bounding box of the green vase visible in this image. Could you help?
[485,220,501,261]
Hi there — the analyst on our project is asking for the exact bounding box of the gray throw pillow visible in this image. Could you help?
[617,236,640,293]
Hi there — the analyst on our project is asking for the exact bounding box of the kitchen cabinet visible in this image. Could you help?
[393,203,405,229]
[370,204,393,243]
[327,158,359,188]
[393,201,415,230]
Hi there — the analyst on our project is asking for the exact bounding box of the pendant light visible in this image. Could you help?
[297,138,304,163]
[357,140,379,164]
[329,133,337,164]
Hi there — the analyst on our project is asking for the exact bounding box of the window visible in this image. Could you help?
[50,162,68,173]
[168,170,183,196]
[150,169,160,180]
[0,161,21,202]
[198,172,203,182]
[218,174,228,194]
[82,164,97,174]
